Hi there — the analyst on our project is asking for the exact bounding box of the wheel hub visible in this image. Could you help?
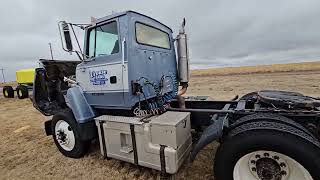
[249,151,289,180]
[57,130,69,145]
[256,158,281,180]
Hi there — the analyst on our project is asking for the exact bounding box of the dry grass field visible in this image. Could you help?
[1,61,320,180]
[191,61,320,77]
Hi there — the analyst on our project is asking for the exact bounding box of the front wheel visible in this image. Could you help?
[214,121,320,180]
[52,110,90,158]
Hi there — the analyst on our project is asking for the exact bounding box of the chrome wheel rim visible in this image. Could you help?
[55,120,75,151]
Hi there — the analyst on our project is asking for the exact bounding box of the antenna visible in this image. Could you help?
[48,42,54,60]
[0,68,5,83]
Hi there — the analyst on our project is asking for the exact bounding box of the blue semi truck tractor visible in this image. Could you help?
[33,11,320,180]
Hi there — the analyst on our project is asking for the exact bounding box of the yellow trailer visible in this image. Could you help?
[3,68,35,99]
[16,69,35,84]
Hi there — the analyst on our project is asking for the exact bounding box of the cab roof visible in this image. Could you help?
[94,10,172,32]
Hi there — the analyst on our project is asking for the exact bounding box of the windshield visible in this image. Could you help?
[88,21,119,57]
[135,23,170,49]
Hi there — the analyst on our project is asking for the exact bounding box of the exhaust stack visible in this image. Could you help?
[177,18,190,84]
[176,18,189,96]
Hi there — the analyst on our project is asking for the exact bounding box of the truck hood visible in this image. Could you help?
[33,59,81,116]
[39,59,80,79]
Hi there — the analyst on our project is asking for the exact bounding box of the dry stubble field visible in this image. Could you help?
[1,62,320,180]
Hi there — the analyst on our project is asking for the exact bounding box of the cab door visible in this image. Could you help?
[76,19,127,107]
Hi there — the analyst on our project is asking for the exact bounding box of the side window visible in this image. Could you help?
[88,21,119,57]
[135,23,170,49]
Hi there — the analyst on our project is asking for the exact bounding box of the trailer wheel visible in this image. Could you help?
[52,110,90,158]
[214,121,320,180]
[16,85,29,99]
[3,86,14,98]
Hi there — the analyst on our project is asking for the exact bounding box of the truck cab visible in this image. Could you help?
[77,11,178,110]
[33,11,184,122]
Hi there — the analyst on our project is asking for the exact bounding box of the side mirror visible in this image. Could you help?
[59,21,73,52]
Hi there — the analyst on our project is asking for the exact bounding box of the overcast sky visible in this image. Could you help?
[1,0,320,81]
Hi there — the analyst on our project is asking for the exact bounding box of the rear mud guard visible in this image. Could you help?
[190,116,225,162]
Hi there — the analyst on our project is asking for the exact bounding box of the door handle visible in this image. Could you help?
[122,38,126,66]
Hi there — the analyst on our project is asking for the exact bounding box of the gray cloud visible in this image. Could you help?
[1,0,320,81]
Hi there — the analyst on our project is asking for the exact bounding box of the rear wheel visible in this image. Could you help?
[233,150,313,180]
[52,110,90,158]
[16,85,29,99]
[214,121,320,180]
[3,86,14,98]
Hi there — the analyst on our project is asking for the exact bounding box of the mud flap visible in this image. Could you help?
[44,120,53,136]
[190,116,225,162]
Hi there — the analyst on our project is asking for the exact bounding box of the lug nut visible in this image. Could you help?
[273,156,279,160]
[281,171,287,176]
[264,153,269,157]
[252,167,256,172]
[256,154,261,159]
[251,160,256,164]
[280,162,286,168]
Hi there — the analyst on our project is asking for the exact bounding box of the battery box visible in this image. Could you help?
[95,111,191,174]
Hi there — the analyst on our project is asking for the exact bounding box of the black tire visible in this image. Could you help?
[51,110,90,158]
[3,86,14,98]
[214,121,320,180]
[16,85,29,99]
[230,113,316,138]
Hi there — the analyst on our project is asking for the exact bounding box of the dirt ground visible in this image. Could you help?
[1,70,320,180]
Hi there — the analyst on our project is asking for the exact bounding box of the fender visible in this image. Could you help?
[66,86,96,123]
[190,116,224,162]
